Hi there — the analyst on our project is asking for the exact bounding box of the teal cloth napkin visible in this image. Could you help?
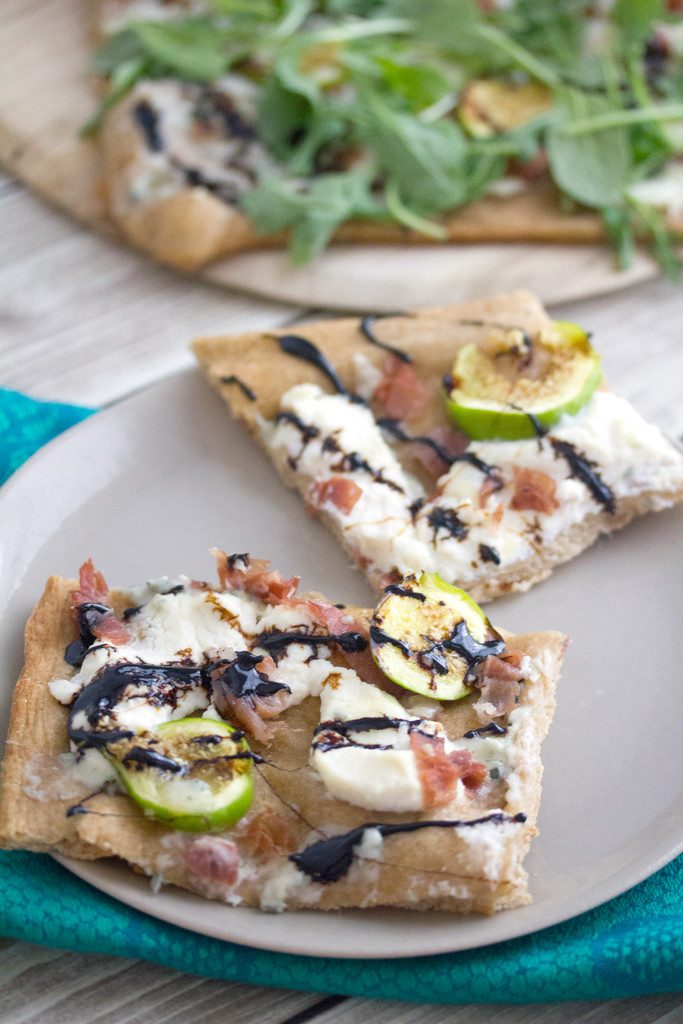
[1,387,681,1003]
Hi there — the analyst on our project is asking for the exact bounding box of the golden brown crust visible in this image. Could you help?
[0,573,566,913]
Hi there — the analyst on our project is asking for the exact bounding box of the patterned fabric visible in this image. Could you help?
[1,389,681,1002]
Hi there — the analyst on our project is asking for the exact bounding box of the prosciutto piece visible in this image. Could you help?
[309,476,363,515]
[212,549,299,603]
[374,355,428,422]
[71,559,131,646]
[474,651,525,721]
[185,836,241,892]
[510,466,559,514]
[410,732,487,807]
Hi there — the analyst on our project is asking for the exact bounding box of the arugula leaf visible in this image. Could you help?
[547,91,633,208]
[351,91,472,210]
[611,0,665,50]
[240,170,381,263]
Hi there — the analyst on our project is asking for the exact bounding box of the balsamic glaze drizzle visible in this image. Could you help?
[377,418,502,482]
[122,747,183,773]
[255,630,367,656]
[321,435,405,493]
[427,506,468,542]
[550,438,616,513]
[479,543,501,565]
[278,334,351,397]
[220,375,257,401]
[313,716,423,738]
[369,626,411,657]
[291,812,527,883]
[383,585,426,602]
[464,722,508,739]
[377,418,453,467]
[360,315,412,364]
[209,651,290,701]
[133,100,163,152]
[67,662,205,749]
[64,603,112,668]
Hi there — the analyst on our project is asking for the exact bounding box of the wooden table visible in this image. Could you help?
[1,173,682,1023]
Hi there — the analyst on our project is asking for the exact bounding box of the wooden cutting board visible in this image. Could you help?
[0,0,664,312]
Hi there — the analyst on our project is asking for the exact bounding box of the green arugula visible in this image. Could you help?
[87,0,682,270]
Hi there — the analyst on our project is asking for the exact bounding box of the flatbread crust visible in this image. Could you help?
[100,91,612,270]
[0,574,566,913]
[192,290,683,603]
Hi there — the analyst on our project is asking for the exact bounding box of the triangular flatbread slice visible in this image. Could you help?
[193,291,683,603]
[0,555,565,913]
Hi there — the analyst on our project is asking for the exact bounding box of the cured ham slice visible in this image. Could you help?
[474,652,525,721]
[309,476,363,515]
[212,549,299,603]
[374,355,428,422]
[71,559,131,645]
[185,836,240,890]
[510,466,558,514]
[411,732,487,807]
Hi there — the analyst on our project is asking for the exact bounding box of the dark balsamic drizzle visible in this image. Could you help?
[550,438,616,513]
[291,812,527,883]
[320,435,404,494]
[64,602,112,668]
[220,375,257,401]
[409,496,425,520]
[360,315,412,364]
[191,731,245,745]
[383,584,426,602]
[133,100,163,152]
[369,626,411,657]
[427,506,468,542]
[255,630,367,656]
[313,716,423,738]
[479,543,501,565]
[377,418,502,482]
[275,411,320,442]
[464,722,508,739]
[67,662,205,749]
[209,651,290,701]
[122,747,183,773]
[377,418,453,467]
[277,334,353,398]
[442,619,505,681]
[227,552,250,571]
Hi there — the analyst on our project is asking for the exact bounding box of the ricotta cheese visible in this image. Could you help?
[269,385,683,583]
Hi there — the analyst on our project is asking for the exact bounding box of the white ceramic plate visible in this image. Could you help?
[1,368,681,959]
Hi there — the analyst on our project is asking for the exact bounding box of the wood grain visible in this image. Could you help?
[0,0,668,313]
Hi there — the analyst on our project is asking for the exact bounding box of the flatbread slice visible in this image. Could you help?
[0,556,566,913]
[193,290,683,603]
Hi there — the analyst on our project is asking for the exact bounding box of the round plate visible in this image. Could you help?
[1,369,681,959]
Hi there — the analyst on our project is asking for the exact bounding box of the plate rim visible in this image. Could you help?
[1,367,682,959]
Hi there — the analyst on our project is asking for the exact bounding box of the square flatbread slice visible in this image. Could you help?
[193,290,683,603]
[0,560,565,914]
